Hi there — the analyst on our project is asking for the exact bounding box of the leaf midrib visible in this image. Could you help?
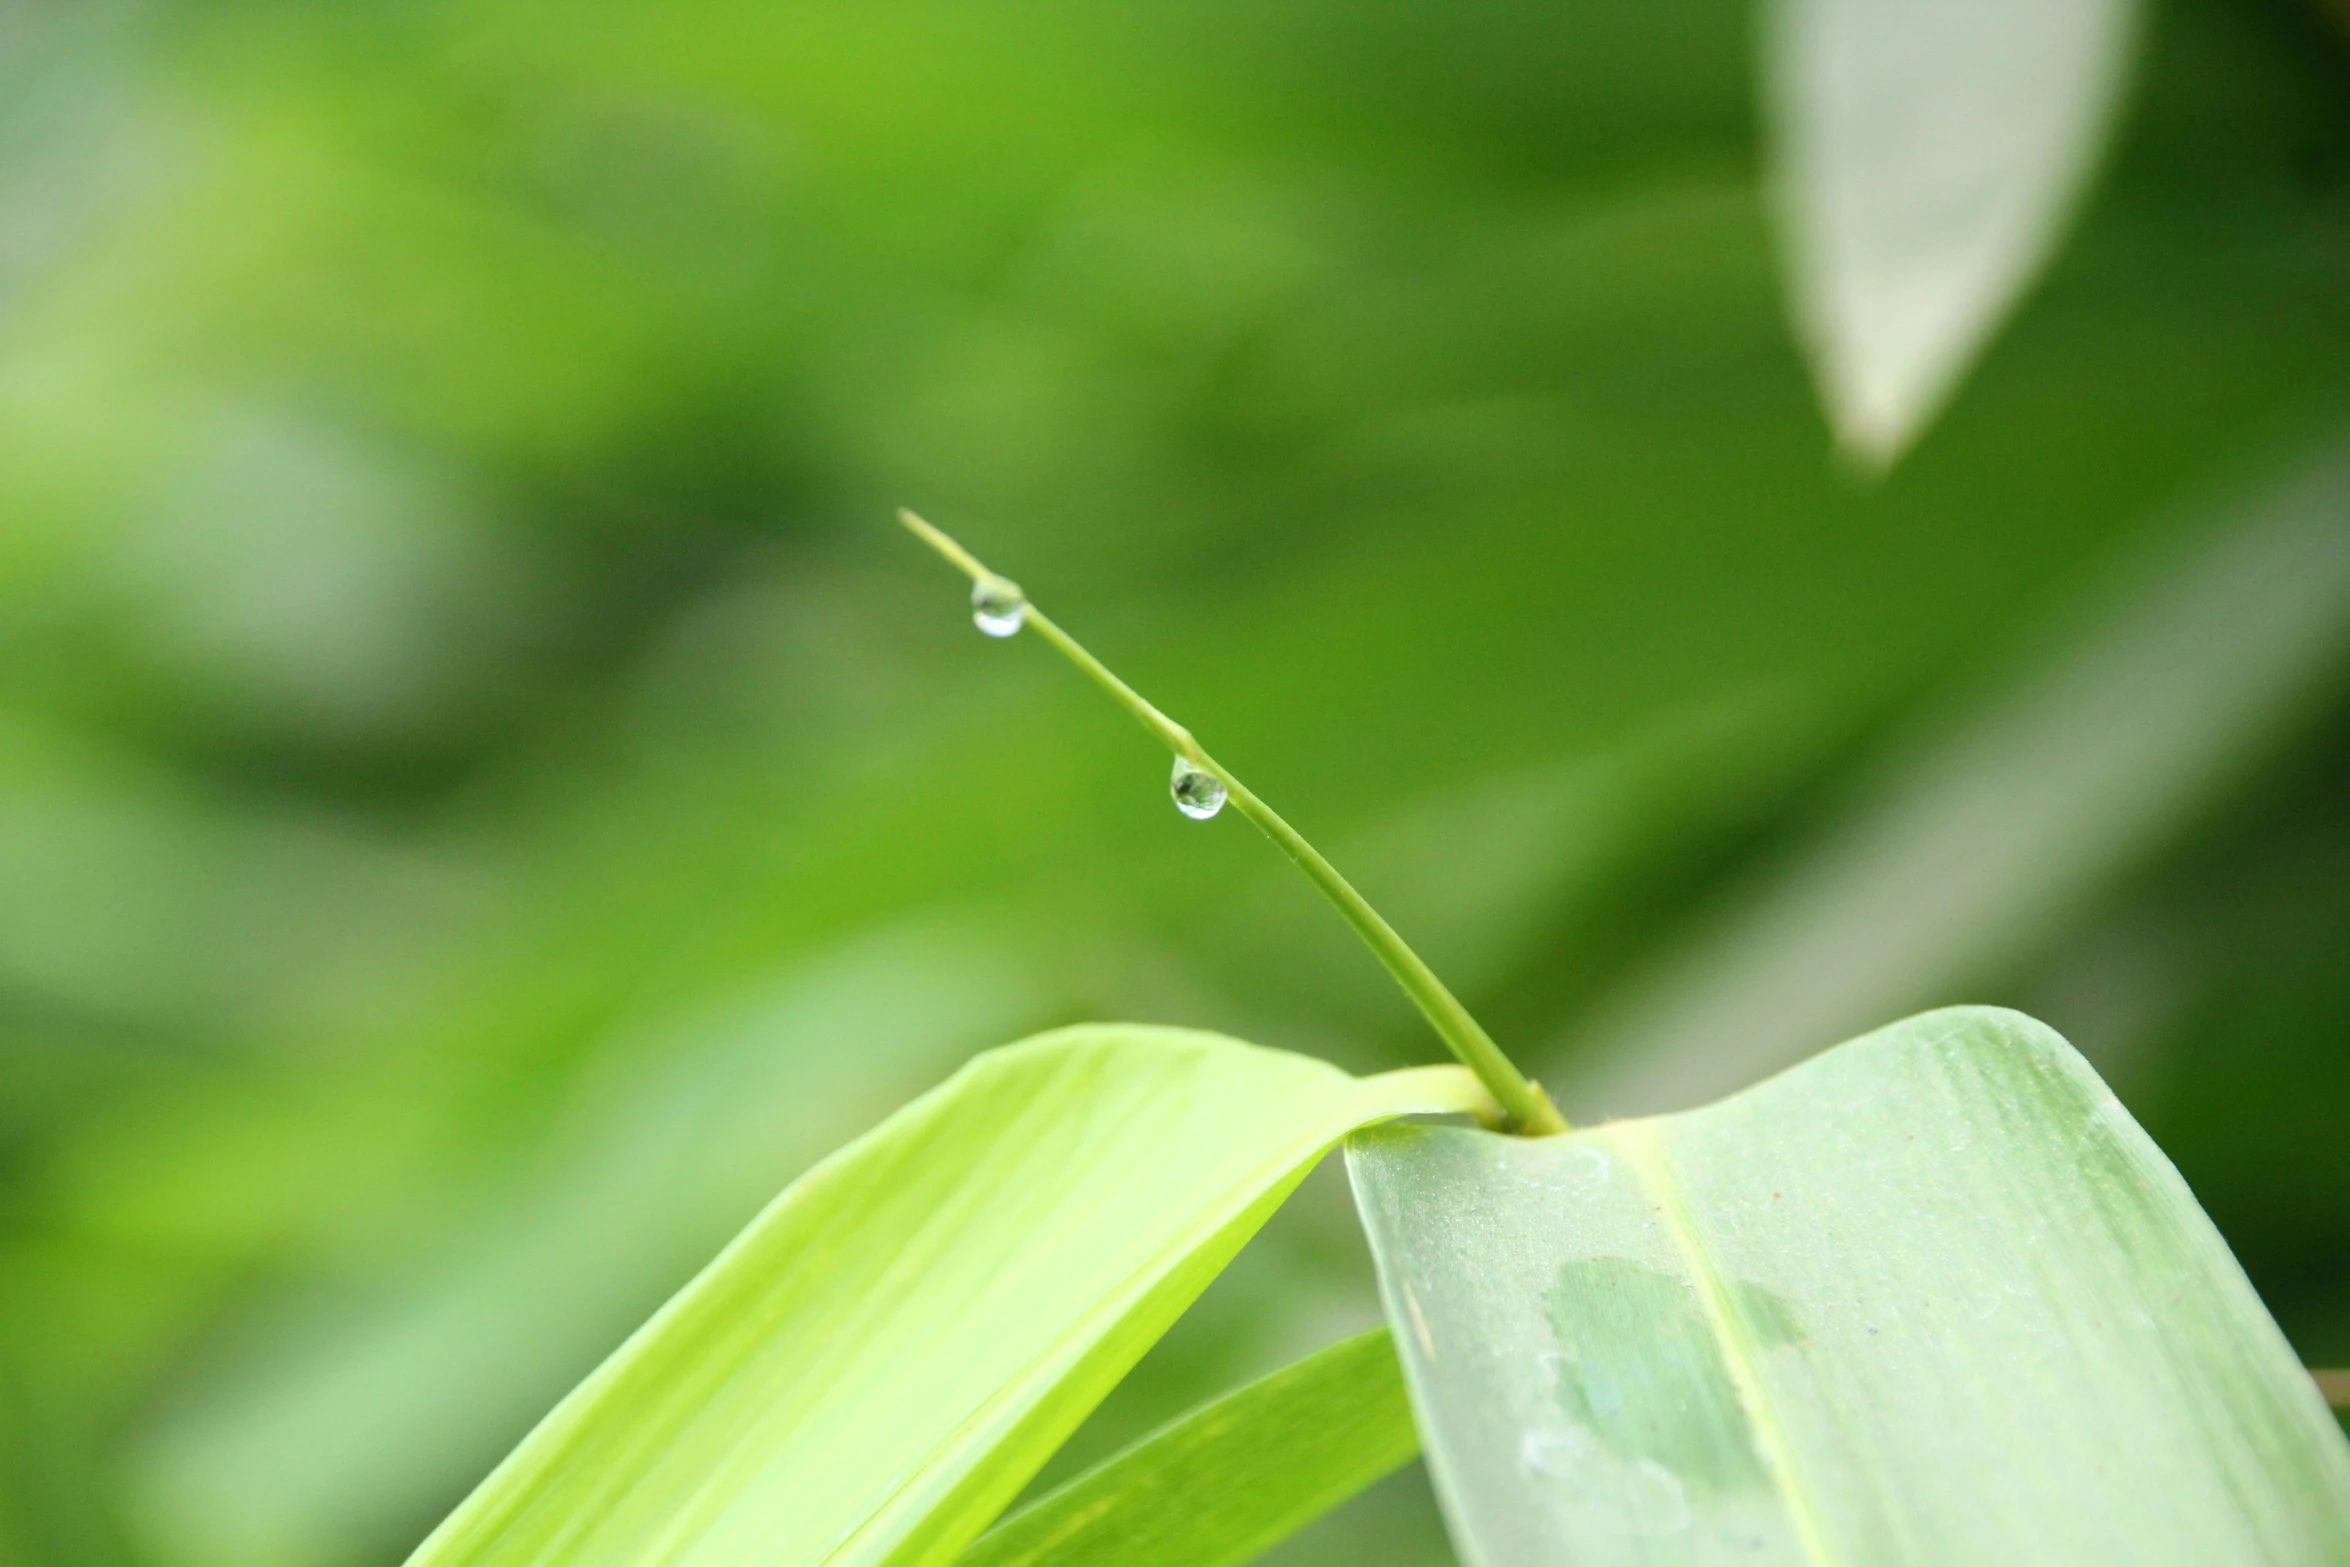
[1600,1119,1841,1567]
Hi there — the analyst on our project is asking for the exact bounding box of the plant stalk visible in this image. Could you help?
[900,508,1568,1136]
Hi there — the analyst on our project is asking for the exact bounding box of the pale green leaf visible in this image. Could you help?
[1770,0,2137,461]
[960,1327,1417,1567]
[1351,1006,2350,1565]
[406,1026,1491,1567]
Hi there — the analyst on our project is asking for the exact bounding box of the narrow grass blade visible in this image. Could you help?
[1770,0,2137,461]
[1352,1007,2350,1565]
[959,1327,1418,1567]
[406,1027,1492,1567]
[1564,435,2350,1116]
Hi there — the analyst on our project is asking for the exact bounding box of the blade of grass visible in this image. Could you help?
[1563,435,2350,1116]
[899,509,1565,1137]
[958,1328,1418,1567]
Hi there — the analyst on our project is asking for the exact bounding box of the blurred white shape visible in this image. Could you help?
[1771,0,2138,462]
[1560,433,2350,1115]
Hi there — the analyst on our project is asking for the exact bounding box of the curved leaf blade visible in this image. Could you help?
[406,1026,1490,1567]
[1770,0,2138,462]
[1351,1007,2350,1564]
[960,1327,1417,1567]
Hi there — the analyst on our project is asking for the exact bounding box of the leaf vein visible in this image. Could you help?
[1605,1120,1841,1567]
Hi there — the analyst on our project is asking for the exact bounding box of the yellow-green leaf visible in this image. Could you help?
[1351,1006,2350,1564]
[406,1025,1490,1567]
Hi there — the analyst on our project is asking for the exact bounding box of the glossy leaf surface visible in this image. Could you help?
[1353,1007,2350,1565]
[960,1327,1417,1567]
[1770,0,2137,460]
[406,1027,1489,1567]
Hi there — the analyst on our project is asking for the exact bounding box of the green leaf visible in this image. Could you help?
[1770,0,2138,462]
[1351,1006,2350,1565]
[406,1026,1491,1567]
[960,1327,1418,1567]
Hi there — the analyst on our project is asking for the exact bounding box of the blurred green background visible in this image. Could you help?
[1,0,2347,1563]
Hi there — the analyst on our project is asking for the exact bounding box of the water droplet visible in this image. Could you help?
[971,575,1027,637]
[1170,756,1227,820]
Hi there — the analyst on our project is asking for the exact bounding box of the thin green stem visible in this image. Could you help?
[899,508,1568,1136]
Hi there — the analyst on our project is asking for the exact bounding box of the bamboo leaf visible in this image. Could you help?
[959,1327,1418,1567]
[1770,0,2138,462]
[1351,1006,2350,1565]
[405,1026,1491,1567]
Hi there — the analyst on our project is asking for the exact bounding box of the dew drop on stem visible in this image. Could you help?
[971,575,1027,637]
[1170,755,1227,820]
